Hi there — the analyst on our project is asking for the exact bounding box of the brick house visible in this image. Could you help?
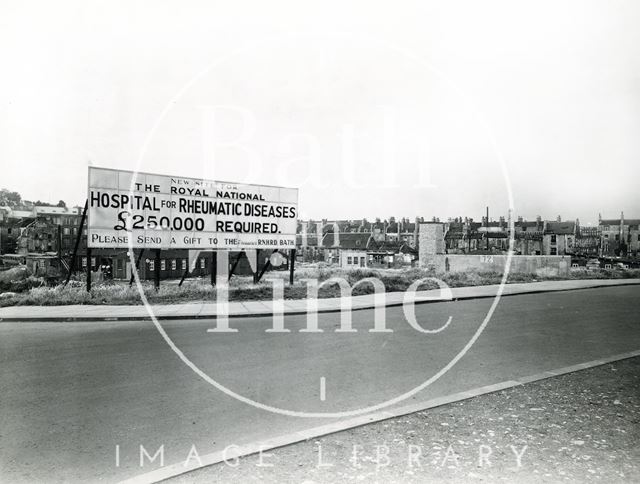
[543,221,576,256]
[321,232,376,265]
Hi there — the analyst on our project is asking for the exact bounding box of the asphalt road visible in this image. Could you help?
[1,286,639,483]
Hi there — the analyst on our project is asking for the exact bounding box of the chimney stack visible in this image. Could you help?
[333,222,340,248]
[316,222,323,247]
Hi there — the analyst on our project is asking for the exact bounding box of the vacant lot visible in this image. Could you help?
[1,264,638,307]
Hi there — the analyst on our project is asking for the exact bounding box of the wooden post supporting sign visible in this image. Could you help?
[210,251,217,286]
[289,248,296,285]
[154,249,161,291]
[86,247,92,292]
[65,200,88,286]
[253,249,260,284]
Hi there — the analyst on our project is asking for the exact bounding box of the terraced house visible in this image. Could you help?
[599,213,640,257]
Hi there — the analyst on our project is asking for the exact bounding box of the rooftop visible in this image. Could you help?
[322,232,375,249]
[600,218,640,226]
[545,221,576,235]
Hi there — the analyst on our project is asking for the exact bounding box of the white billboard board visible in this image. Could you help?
[87,167,298,250]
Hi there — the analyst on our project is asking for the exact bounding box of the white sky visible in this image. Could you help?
[1,0,639,224]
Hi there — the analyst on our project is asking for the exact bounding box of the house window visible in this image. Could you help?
[91,257,96,267]
[550,235,557,244]
[550,248,557,255]
[200,258,205,269]
[81,257,87,268]
[63,227,70,235]
[171,259,177,270]
[347,256,352,264]
[360,257,365,266]
[182,259,187,270]
[161,260,166,271]
[149,260,155,271]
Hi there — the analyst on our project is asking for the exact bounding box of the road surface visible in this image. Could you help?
[1,286,639,482]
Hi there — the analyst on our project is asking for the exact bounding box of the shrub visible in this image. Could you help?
[2,265,639,307]
[0,266,31,291]
[8,276,47,293]
[346,269,381,284]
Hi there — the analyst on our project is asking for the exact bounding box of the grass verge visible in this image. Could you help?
[1,267,639,307]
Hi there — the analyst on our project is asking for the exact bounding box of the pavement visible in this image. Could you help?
[1,284,639,483]
[0,278,639,321]
[171,356,640,483]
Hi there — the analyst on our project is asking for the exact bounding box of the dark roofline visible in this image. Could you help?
[600,219,640,226]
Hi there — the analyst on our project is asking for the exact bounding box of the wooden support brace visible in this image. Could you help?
[228,252,242,281]
[129,249,145,287]
[256,249,278,283]
[65,200,88,286]
[178,267,189,287]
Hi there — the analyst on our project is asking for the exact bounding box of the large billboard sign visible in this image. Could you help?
[87,167,298,249]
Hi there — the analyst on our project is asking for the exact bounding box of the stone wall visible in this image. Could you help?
[421,254,571,277]
[418,223,444,271]
[418,222,571,276]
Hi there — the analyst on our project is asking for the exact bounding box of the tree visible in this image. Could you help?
[0,189,22,208]
[56,200,66,208]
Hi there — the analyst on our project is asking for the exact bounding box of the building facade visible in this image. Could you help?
[599,213,640,257]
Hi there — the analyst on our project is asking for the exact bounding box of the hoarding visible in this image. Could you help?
[87,167,298,249]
